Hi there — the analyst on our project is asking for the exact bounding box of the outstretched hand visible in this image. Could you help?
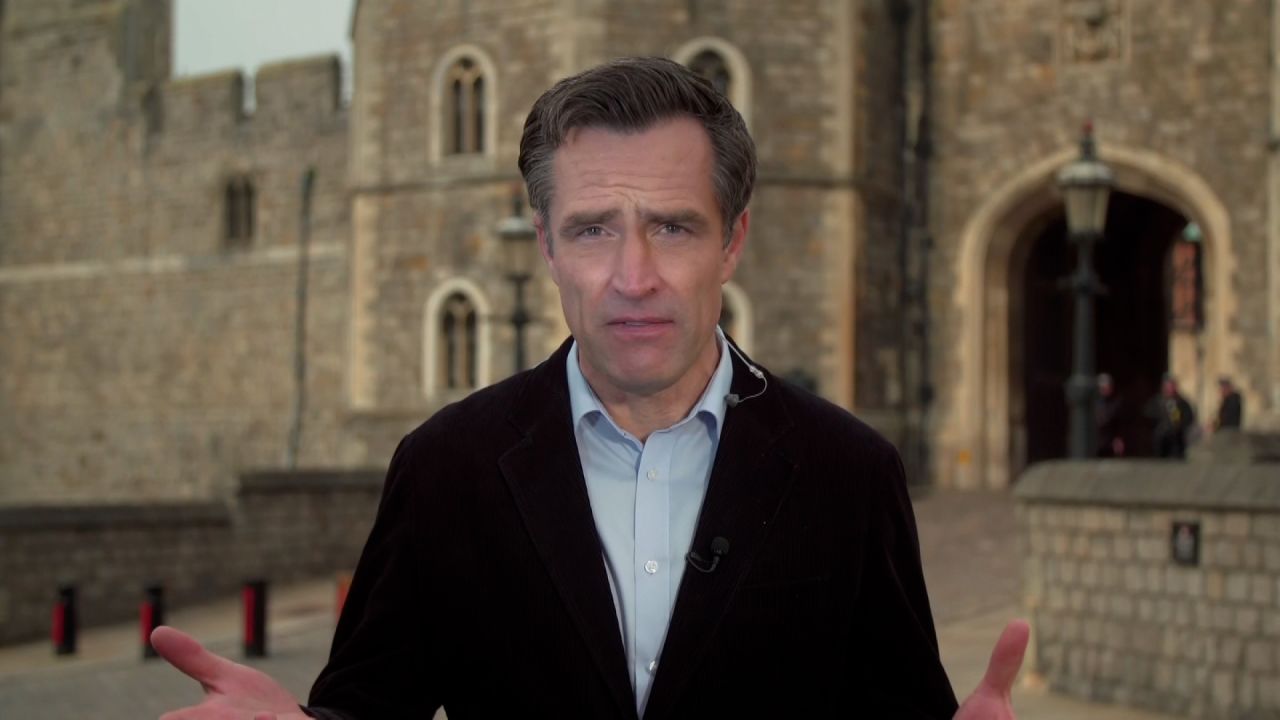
[151,626,308,720]
[953,619,1030,720]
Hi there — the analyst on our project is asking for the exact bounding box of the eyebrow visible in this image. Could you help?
[558,209,619,237]
[558,207,711,237]
[640,208,710,229]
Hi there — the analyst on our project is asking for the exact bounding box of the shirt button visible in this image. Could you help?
[646,469,658,481]
[647,660,658,674]
[644,560,659,574]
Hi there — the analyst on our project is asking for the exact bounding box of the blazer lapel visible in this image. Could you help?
[499,341,637,719]
[642,347,798,719]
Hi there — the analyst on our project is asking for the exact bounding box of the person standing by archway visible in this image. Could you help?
[1145,374,1196,458]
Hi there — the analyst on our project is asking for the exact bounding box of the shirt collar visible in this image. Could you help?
[566,326,735,438]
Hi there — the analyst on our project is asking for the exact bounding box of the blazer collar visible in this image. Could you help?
[501,337,797,720]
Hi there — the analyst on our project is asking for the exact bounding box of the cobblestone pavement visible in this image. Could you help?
[0,490,1176,719]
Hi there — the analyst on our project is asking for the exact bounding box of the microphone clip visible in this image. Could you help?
[686,536,730,574]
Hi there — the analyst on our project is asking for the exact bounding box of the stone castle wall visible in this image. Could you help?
[0,0,354,501]
[0,470,382,646]
[1018,460,1280,719]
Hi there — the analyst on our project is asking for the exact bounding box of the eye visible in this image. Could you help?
[578,225,605,238]
[659,223,688,236]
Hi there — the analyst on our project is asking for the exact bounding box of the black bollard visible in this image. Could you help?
[52,585,77,656]
[242,579,268,658]
[141,585,165,659]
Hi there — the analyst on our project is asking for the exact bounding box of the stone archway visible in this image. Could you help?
[940,145,1239,489]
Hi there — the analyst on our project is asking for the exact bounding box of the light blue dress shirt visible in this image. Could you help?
[566,328,734,715]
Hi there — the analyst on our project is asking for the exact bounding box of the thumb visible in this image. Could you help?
[150,625,238,690]
[977,619,1030,696]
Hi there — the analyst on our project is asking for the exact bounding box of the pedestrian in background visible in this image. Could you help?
[1210,377,1243,432]
[1145,374,1195,459]
[1096,373,1125,457]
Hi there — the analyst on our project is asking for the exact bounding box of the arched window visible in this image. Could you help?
[423,278,493,399]
[224,175,255,249]
[673,38,752,129]
[719,282,753,354]
[689,49,731,98]
[439,293,478,389]
[445,57,486,155]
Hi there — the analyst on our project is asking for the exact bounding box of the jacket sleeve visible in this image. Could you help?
[846,445,959,718]
[304,434,443,719]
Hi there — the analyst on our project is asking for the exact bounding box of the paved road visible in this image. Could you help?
[0,490,1176,719]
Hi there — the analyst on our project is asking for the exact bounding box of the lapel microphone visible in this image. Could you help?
[724,342,768,408]
[686,536,730,574]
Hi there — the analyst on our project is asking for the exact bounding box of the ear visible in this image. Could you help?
[535,213,560,286]
[719,208,749,284]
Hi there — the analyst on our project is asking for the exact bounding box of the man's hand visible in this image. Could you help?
[151,626,308,720]
[954,619,1030,719]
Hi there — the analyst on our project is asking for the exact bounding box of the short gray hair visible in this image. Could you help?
[517,56,756,244]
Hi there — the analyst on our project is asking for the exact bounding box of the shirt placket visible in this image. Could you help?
[633,430,674,704]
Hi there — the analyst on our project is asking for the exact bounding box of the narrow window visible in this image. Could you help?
[439,293,479,389]
[444,57,486,155]
[224,176,255,249]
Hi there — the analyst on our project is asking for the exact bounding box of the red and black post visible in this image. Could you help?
[140,585,165,659]
[52,585,77,656]
[242,579,268,658]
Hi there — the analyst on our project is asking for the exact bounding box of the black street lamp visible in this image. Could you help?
[497,193,538,374]
[1056,122,1114,459]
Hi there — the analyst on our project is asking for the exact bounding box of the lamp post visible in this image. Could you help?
[497,193,538,374]
[1056,122,1114,459]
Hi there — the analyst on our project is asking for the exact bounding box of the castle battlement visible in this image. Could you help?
[163,69,247,133]
[252,55,344,124]
[159,54,345,137]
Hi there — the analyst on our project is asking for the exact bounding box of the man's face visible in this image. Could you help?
[536,117,748,399]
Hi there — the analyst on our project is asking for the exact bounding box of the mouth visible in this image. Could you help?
[606,318,674,336]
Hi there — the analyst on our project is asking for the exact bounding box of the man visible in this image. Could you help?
[153,57,1027,719]
[1211,377,1243,432]
[1145,374,1196,459]
[1096,373,1124,457]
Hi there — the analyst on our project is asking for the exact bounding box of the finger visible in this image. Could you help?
[978,619,1030,696]
[150,625,238,689]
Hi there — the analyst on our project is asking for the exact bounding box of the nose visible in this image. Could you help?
[610,228,660,299]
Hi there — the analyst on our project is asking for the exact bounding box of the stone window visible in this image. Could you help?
[689,49,732,98]
[445,57,486,155]
[438,292,479,390]
[673,38,752,128]
[224,176,255,249]
[424,278,492,399]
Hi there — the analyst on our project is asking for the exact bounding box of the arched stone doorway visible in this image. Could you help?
[942,145,1241,489]
[1010,192,1189,468]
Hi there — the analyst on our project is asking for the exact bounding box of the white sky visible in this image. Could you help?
[173,0,354,94]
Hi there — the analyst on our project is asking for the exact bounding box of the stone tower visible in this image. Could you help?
[344,0,921,469]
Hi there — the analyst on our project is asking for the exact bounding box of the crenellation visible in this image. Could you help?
[252,54,344,127]
[162,70,248,137]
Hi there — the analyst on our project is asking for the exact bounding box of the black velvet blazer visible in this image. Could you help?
[306,339,958,719]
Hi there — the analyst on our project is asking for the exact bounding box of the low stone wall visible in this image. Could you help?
[1017,460,1280,719]
[0,470,383,646]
